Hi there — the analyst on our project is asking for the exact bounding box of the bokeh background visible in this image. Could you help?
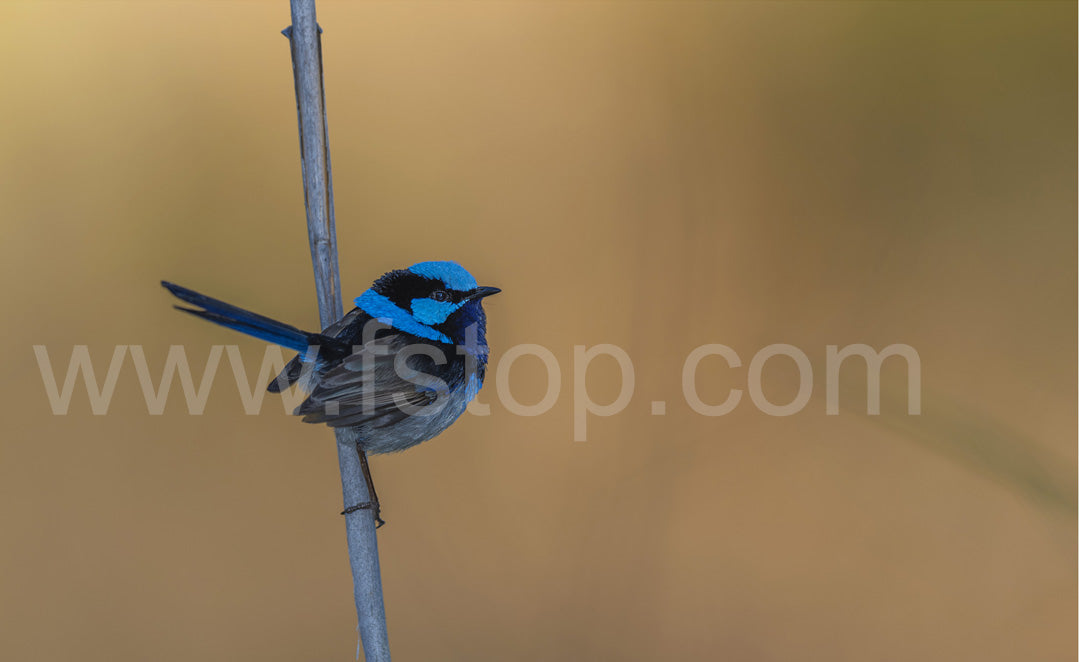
[1,2,1074,660]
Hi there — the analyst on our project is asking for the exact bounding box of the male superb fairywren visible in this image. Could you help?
[162,261,500,526]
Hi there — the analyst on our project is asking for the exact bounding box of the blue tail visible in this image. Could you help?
[162,281,313,352]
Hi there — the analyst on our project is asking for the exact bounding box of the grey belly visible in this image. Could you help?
[355,388,472,454]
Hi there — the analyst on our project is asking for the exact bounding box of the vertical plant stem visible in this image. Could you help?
[285,2,391,659]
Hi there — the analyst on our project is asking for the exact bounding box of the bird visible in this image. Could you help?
[162,261,500,526]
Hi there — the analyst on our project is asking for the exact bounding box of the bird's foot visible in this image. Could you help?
[340,501,385,528]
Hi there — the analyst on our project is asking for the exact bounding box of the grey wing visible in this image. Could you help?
[267,355,306,393]
[267,308,365,393]
[296,334,446,429]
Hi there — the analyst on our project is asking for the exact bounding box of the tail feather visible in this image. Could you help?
[162,281,313,353]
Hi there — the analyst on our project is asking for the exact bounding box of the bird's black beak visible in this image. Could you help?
[465,286,501,301]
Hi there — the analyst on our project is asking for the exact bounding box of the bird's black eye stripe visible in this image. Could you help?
[372,270,468,310]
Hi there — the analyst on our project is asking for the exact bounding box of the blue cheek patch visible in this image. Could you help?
[410,298,464,326]
[354,290,452,344]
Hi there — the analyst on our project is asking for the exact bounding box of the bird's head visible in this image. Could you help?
[355,261,500,347]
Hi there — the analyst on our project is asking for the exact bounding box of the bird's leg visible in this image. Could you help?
[339,443,385,527]
[358,446,385,528]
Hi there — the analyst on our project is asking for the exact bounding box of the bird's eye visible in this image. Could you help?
[431,290,449,302]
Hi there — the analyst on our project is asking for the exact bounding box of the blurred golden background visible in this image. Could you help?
[1,2,1074,660]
